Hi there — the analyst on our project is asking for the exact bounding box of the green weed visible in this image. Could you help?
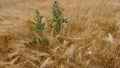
[31,1,68,45]
[34,9,45,32]
[50,1,68,30]
[30,9,45,44]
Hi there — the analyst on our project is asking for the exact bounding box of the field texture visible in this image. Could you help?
[0,0,120,68]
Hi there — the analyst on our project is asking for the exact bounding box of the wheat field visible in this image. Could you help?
[0,0,120,68]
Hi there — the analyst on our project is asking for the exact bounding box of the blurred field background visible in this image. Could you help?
[0,0,120,68]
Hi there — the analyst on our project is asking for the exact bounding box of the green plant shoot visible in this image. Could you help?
[50,1,68,30]
[34,9,45,32]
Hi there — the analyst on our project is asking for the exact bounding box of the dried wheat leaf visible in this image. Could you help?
[7,51,18,58]
[63,45,75,59]
[40,57,51,68]
[107,33,115,44]
[10,56,19,64]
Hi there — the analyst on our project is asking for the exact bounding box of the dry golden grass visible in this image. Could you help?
[0,0,120,68]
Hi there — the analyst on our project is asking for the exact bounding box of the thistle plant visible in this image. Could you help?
[31,9,45,44]
[50,1,68,30]
[34,9,45,32]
